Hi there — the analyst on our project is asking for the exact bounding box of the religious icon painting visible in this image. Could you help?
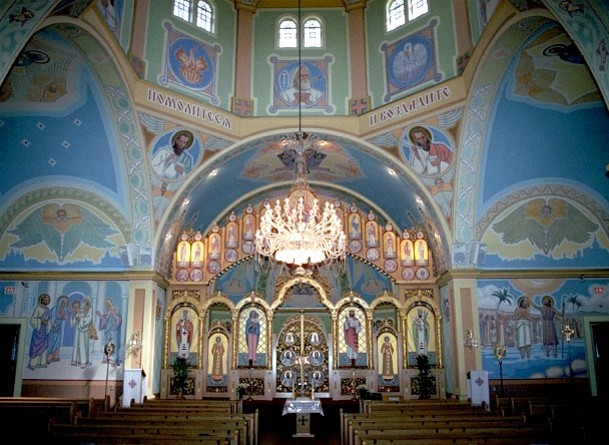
[414,239,428,265]
[224,249,238,263]
[365,220,379,247]
[207,260,221,275]
[242,241,255,255]
[207,333,228,386]
[415,267,430,281]
[191,241,204,267]
[171,303,199,365]
[242,212,256,241]
[377,332,399,390]
[150,129,201,181]
[177,240,191,267]
[190,268,203,282]
[160,24,220,103]
[225,221,239,248]
[348,212,362,239]
[399,125,454,177]
[338,306,368,368]
[400,239,414,266]
[269,56,333,113]
[176,268,189,282]
[349,240,362,254]
[380,21,440,102]
[402,267,415,281]
[384,259,398,273]
[406,304,437,367]
[383,231,397,259]
[208,233,221,260]
[238,307,267,368]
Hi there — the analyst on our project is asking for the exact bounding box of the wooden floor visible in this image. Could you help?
[244,399,358,445]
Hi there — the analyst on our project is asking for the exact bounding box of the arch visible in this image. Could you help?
[454,10,556,266]
[163,294,203,368]
[272,274,336,315]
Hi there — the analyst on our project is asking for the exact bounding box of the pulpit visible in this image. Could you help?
[467,370,489,407]
[123,368,146,407]
[282,397,324,438]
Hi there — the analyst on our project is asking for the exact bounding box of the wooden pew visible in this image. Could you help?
[352,424,554,445]
[75,413,257,445]
[0,397,103,441]
[48,429,236,445]
[341,404,502,445]
[342,400,554,445]
[49,422,243,445]
[361,399,491,414]
[114,405,238,415]
[130,399,240,413]
[345,415,529,445]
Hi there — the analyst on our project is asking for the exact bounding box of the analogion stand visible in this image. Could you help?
[282,397,324,438]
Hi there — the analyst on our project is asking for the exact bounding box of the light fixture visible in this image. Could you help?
[463,329,478,349]
[126,331,143,364]
[254,0,346,274]
[493,344,506,396]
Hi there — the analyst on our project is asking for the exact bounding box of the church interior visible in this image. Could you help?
[0,0,609,442]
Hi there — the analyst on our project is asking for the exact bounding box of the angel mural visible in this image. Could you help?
[491,198,598,257]
[7,203,118,263]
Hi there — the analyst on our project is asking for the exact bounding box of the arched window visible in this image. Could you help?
[172,0,215,33]
[278,17,323,49]
[173,0,191,22]
[303,18,322,48]
[408,0,428,20]
[196,1,214,32]
[387,0,428,31]
[387,0,405,31]
[279,18,298,48]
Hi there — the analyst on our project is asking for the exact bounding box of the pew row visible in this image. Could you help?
[75,412,257,445]
[0,397,105,441]
[352,425,555,445]
[344,415,532,445]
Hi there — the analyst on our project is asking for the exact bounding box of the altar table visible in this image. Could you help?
[282,397,324,438]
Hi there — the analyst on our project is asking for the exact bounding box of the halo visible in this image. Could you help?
[171,129,194,149]
[408,126,432,145]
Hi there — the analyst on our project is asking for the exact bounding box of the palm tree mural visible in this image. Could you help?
[564,293,582,338]
[491,287,514,345]
[492,287,514,312]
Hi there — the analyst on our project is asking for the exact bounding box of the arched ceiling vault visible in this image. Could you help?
[156,129,451,274]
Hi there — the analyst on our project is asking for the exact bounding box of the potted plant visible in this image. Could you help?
[236,382,249,400]
[415,354,435,399]
[356,384,369,399]
[171,356,189,399]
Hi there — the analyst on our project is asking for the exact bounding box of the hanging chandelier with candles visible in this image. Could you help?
[254,0,346,273]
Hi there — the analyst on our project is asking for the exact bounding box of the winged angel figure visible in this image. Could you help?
[8,203,118,263]
[491,198,598,256]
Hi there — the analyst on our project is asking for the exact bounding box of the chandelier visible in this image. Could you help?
[254,0,346,273]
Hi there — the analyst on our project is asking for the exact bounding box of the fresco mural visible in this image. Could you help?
[381,21,441,102]
[0,279,129,381]
[400,125,454,176]
[270,57,332,113]
[3,201,124,268]
[214,255,394,307]
[96,0,123,38]
[478,278,609,380]
[160,24,220,104]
